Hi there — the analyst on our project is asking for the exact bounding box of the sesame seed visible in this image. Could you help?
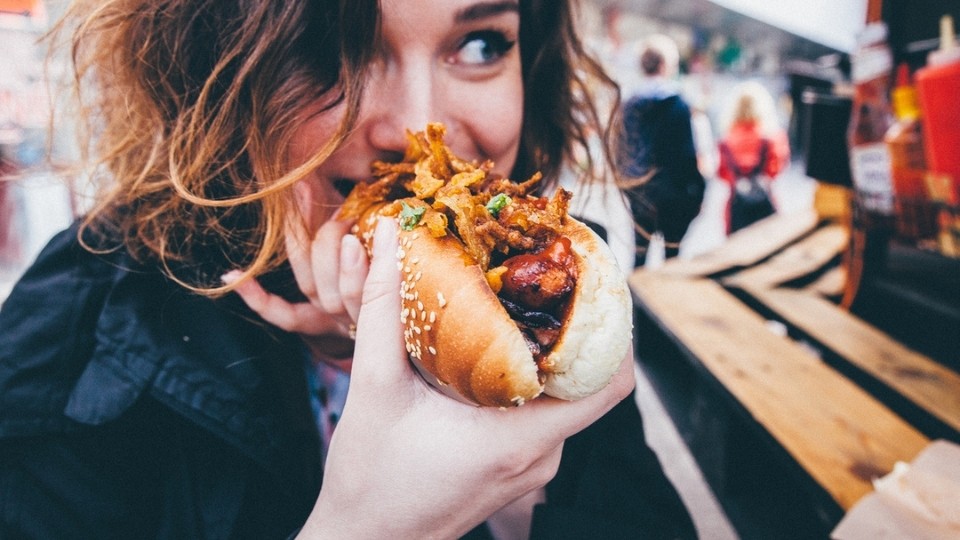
[437,292,446,307]
[428,346,437,355]
[417,301,424,311]
[429,312,436,323]
[424,324,431,331]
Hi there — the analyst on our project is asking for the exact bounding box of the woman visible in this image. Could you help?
[0,1,695,538]
[716,80,791,234]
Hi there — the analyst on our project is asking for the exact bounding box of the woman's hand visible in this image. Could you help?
[299,218,636,539]
[224,183,365,370]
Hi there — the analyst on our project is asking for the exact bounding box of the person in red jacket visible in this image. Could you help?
[716,81,791,234]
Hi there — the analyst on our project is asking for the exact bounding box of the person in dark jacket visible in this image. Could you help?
[617,34,706,268]
[0,1,696,538]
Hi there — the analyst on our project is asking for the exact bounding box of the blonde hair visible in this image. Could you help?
[719,80,780,135]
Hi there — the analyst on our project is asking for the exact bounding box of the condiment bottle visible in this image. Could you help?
[847,22,895,221]
[916,15,960,204]
[885,63,935,240]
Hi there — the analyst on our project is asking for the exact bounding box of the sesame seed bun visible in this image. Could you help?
[360,211,632,407]
[540,219,633,400]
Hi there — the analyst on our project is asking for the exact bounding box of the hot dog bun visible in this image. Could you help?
[542,218,632,401]
[356,208,632,407]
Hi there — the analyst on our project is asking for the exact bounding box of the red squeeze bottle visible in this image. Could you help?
[916,15,960,203]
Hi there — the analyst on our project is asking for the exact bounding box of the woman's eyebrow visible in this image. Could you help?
[454,1,520,23]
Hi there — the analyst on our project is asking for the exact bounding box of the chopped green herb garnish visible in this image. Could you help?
[399,202,426,231]
[485,193,512,218]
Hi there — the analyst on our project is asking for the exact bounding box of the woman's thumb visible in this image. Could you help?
[349,217,409,386]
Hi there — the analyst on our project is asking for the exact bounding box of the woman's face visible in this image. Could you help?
[291,0,525,225]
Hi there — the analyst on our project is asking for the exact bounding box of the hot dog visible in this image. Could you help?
[340,123,632,407]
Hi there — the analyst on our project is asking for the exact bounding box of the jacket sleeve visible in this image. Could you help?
[764,129,791,179]
[716,140,736,186]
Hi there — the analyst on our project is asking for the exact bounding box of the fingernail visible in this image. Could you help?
[221,270,242,285]
[374,216,397,246]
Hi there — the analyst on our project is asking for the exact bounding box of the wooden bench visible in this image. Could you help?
[657,209,819,278]
[626,263,960,536]
[630,271,930,507]
[735,283,960,436]
[629,204,960,536]
[720,223,849,290]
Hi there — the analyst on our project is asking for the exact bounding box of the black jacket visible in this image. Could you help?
[0,224,695,539]
[618,93,706,245]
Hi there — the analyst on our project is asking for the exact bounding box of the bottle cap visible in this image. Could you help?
[891,63,920,120]
[928,15,960,66]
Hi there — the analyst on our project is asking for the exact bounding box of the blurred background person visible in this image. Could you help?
[616,34,705,268]
[716,80,791,234]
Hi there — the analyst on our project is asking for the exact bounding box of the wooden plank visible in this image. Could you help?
[740,284,960,435]
[803,265,847,298]
[722,224,848,289]
[629,271,929,510]
[658,209,819,278]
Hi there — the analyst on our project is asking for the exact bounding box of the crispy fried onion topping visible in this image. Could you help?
[339,123,571,271]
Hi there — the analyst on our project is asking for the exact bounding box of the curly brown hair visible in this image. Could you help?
[52,0,619,293]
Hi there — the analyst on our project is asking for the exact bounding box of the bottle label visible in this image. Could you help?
[850,142,894,213]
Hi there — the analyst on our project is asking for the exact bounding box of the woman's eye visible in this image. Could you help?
[454,31,515,66]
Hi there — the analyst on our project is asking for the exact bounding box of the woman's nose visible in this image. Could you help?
[364,66,438,155]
